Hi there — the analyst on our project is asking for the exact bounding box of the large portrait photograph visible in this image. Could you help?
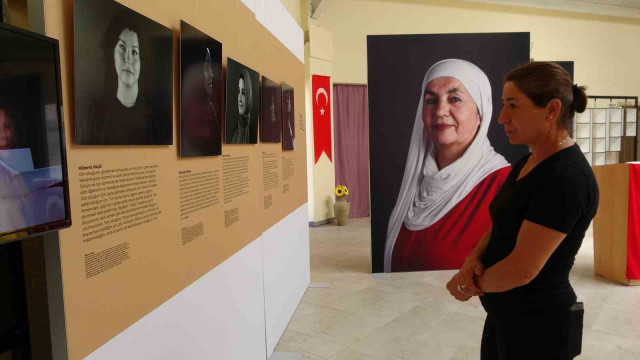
[261,76,282,143]
[225,57,259,144]
[368,33,530,273]
[281,82,295,151]
[74,0,173,145]
[0,24,69,238]
[180,21,222,157]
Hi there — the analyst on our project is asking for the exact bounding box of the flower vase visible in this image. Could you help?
[333,196,350,226]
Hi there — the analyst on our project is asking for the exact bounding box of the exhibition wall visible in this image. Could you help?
[43,0,307,359]
[315,0,640,98]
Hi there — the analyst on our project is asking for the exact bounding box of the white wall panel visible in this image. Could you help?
[262,204,311,357]
[85,237,267,360]
[255,0,304,62]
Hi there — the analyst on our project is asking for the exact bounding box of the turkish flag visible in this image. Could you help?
[312,75,332,164]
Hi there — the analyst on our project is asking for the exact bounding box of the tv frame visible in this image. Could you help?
[0,22,72,244]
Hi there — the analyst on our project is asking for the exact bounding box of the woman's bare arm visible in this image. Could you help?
[476,220,567,293]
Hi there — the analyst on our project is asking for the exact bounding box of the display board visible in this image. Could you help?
[368,33,530,273]
[45,0,307,358]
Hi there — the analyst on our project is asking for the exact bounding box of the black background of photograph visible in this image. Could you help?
[281,82,295,151]
[368,32,530,273]
[74,0,173,145]
[180,21,222,157]
[261,76,282,143]
[225,57,260,144]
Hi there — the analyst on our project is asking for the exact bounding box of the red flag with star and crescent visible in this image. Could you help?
[312,75,332,164]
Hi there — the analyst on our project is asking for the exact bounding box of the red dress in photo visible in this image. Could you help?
[391,166,511,272]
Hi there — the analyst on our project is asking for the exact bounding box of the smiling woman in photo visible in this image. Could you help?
[384,59,511,272]
[229,69,253,144]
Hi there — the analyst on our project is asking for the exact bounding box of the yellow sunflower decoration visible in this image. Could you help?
[334,185,349,197]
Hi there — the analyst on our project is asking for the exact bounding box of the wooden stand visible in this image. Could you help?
[592,164,640,285]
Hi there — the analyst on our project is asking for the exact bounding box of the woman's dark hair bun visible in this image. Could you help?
[572,84,588,113]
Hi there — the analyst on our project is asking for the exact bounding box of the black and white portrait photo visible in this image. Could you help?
[282,82,295,151]
[225,58,259,144]
[368,33,530,274]
[261,76,281,143]
[74,0,173,145]
[180,21,222,157]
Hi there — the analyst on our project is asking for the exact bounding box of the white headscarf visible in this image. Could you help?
[383,59,509,273]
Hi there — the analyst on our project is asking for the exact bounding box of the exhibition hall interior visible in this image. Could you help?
[1,0,640,359]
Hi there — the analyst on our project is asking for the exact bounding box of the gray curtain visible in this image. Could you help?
[333,84,370,218]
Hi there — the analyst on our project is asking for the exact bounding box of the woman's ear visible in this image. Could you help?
[547,99,562,123]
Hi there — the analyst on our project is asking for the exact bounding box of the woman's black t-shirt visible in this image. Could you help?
[480,144,599,316]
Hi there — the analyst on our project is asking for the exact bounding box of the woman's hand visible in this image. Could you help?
[446,275,472,302]
[458,256,485,296]
[445,256,485,302]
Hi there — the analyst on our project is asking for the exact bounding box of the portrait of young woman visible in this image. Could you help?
[225,57,260,145]
[74,0,173,145]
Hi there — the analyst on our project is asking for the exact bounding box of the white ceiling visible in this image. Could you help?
[466,0,640,19]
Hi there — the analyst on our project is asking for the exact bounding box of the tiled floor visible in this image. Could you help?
[274,217,640,360]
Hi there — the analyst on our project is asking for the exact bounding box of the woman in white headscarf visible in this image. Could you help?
[385,59,511,273]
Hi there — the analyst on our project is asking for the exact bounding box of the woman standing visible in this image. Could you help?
[446,62,599,359]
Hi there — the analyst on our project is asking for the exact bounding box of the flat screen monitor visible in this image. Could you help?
[0,23,71,244]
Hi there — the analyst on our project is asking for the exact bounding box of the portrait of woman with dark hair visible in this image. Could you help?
[225,58,259,144]
[261,76,282,143]
[179,20,222,157]
[282,83,295,151]
[231,69,253,143]
[74,0,173,145]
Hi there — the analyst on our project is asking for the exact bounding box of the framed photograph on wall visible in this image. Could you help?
[74,0,173,145]
[368,32,530,273]
[282,82,295,151]
[225,57,259,144]
[260,76,282,143]
[180,21,222,157]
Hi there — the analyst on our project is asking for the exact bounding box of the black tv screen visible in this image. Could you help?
[0,23,71,243]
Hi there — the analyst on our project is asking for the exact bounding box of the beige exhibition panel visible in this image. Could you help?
[45,0,307,359]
